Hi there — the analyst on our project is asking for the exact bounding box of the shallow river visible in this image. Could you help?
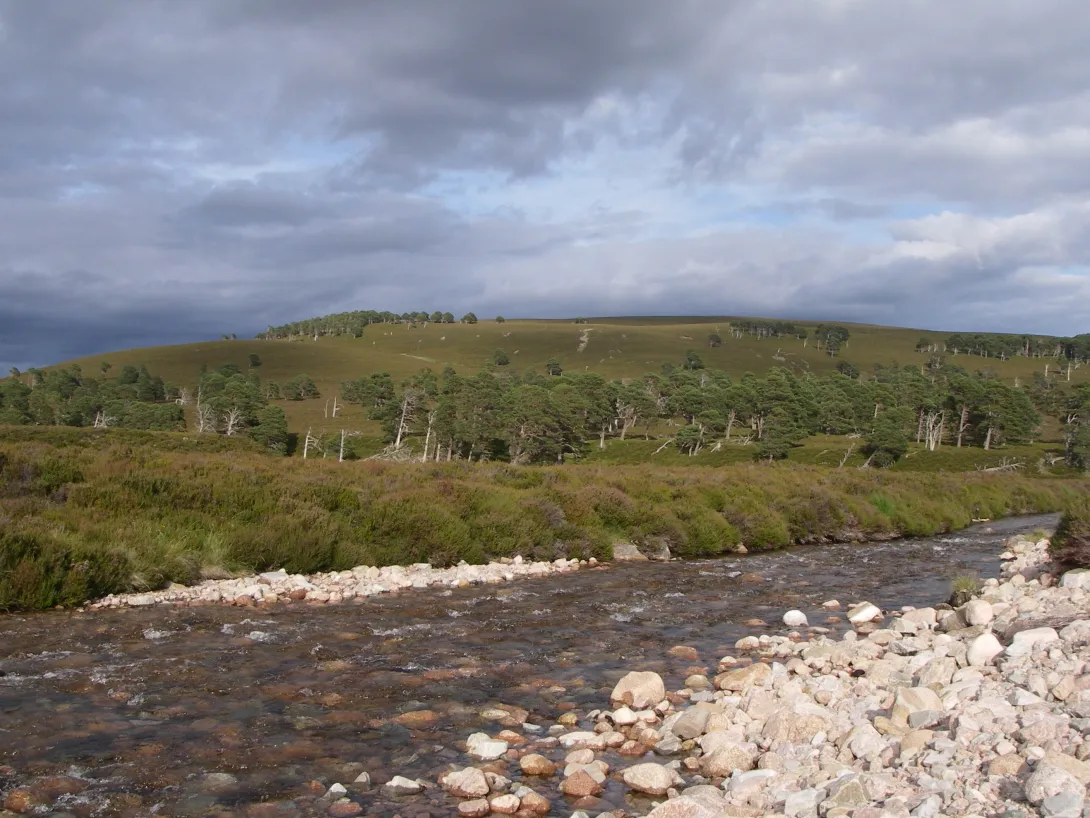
[0,515,1056,817]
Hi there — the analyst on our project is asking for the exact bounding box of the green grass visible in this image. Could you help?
[29,317,1089,440]
[1,430,1086,610]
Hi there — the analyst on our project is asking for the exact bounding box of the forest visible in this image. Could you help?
[4,349,1089,470]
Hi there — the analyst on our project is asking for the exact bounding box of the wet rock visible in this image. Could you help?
[489,793,521,814]
[621,762,682,795]
[847,602,882,624]
[559,769,603,798]
[442,767,489,798]
[201,772,239,794]
[519,753,556,777]
[668,645,700,661]
[327,800,363,817]
[394,710,439,728]
[384,776,424,795]
[783,610,808,628]
[519,790,551,815]
[610,671,666,709]
[457,798,491,817]
[466,733,508,761]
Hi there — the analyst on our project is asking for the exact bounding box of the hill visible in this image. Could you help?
[29,316,1090,439]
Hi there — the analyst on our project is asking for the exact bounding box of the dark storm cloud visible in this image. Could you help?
[1,0,1090,371]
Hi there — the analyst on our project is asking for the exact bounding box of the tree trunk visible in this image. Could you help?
[599,425,607,450]
[984,426,993,450]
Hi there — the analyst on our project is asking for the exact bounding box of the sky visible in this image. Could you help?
[2,0,1090,372]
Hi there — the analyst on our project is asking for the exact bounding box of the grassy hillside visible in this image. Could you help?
[2,431,1086,610]
[39,317,1090,439]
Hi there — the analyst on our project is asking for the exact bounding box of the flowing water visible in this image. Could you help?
[0,515,1055,817]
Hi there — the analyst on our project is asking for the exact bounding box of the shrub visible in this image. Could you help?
[1050,500,1090,568]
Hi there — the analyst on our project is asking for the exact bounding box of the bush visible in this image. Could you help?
[1050,501,1090,568]
[0,431,1085,609]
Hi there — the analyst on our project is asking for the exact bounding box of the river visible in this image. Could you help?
[0,514,1056,817]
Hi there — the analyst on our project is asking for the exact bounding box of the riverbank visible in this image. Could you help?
[348,530,1088,817]
[3,434,1086,610]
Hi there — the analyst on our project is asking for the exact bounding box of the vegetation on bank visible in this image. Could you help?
[1050,499,1090,569]
[1,432,1086,611]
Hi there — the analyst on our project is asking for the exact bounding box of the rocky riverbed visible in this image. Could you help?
[0,515,1079,818]
[412,533,1090,818]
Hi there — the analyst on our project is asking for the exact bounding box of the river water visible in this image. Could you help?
[0,515,1056,818]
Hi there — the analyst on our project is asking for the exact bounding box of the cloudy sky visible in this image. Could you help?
[3,0,1090,371]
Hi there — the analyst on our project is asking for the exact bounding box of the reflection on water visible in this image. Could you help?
[0,515,1054,817]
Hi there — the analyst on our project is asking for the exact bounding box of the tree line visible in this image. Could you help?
[929,332,1090,363]
[337,355,1045,466]
[4,351,1086,470]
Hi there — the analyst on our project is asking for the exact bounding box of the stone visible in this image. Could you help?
[442,767,489,798]
[762,704,831,744]
[560,769,604,798]
[847,723,887,759]
[489,794,521,814]
[1060,569,1090,589]
[466,732,508,760]
[613,542,649,561]
[1025,764,1083,806]
[715,662,771,692]
[325,783,348,798]
[1041,791,1084,818]
[728,768,777,795]
[611,671,666,709]
[672,703,719,739]
[457,799,491,818]
[327,801,363,818]
[891,687,944,727]
[967,632,1003,667]
[962,599,994,626]
[1040,751,1090,785]
[394,709,438,728]
[822,774,872,812]
[622,762,682,796]
[700,740,756,776]
[848,602,882,625]
[645,795,725,818]
[384,776,423,795]
[1007,627,1060,658]
[519,790,551,815]
[611,705,638,725]
[783,610,809,628]
[352,772,371,787]
[784,788,822,817]
[519,754,557,777]
[988,754,1026,776]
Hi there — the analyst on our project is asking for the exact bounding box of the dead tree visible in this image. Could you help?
[92,410,116,429]
[175,387,192,406]
[420,411,436,462]
[923,410,945,451]
[196,404,217,434]
[338,429,360,462]
[223,407,245,436]
[837,443,856,469]
[302,428,323,459]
